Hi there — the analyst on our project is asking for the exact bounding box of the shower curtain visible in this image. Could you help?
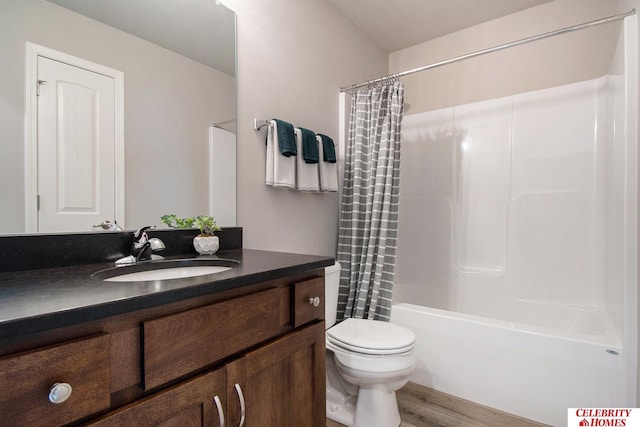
[336,82,404,321]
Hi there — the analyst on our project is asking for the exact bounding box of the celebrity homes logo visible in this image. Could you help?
[568,408,639,426]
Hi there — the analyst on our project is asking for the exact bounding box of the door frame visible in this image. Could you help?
[24,42,125,232]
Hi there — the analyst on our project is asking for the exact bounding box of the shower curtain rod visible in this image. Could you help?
[340,9,636,93]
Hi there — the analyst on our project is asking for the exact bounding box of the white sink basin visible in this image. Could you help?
[103,266,233,282]
[92,258,238,282]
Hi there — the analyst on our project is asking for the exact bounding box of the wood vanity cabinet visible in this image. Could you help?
[90,322,324,427]
[0,270,326,427]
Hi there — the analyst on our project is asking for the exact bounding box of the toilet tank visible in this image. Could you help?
[325,262,341,328]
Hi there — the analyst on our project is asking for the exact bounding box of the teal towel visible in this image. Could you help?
[300,128,319,164]
[273,119,297,156]
[318,134,336,163]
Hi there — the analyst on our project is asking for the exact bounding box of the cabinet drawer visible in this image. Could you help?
[143,287,282,390]
[292,276,325,327]
[0,333,110,427]
[87,369,224,426]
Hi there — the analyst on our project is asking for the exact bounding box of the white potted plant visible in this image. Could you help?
[161,214,221,255]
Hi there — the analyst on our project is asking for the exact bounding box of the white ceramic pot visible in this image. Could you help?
[193,235,219,255]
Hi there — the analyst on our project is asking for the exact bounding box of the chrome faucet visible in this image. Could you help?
[132,225,166,261]
[115,225,165,265]
[92,220,123,231]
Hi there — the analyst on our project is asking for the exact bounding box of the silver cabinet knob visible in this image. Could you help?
[308,297,320,307]
[48,382,72,404]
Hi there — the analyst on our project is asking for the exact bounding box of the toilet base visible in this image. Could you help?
[326,366,402,427]
[326,354,357,426]
[326,346,410,427]
[326,398,355,426]
[354,385,401,427]
[326,384,402,427]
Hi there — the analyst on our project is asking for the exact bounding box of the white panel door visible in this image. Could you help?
[37,56,116,233]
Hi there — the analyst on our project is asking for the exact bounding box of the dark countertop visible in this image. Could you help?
[0,249,334,341]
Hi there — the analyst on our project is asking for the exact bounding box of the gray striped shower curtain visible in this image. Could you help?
[336,82,404,322]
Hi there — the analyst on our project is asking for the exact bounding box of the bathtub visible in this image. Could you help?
[390,302,624,427]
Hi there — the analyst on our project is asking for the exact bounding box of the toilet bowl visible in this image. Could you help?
[324,263,416,427]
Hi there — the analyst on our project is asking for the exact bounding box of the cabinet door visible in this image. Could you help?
[226,322,326,427]
[87,369,226,427]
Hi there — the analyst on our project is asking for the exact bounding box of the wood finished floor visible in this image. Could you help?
[326,382,550,427]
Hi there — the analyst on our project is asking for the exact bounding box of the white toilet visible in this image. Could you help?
[324,262,416,427]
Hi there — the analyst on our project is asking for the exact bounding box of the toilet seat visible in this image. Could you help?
[327,335,415,355]
[327,318,416,355]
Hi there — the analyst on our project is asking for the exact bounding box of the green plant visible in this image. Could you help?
[161,214,220,236]
[192,215,220,236]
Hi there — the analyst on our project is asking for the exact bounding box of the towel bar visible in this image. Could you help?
[253,118,271,131]
[211,118,236,127]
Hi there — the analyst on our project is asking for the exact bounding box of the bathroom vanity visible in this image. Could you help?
[0,230,332,426]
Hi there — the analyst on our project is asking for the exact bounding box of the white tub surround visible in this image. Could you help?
[392,17,637,426]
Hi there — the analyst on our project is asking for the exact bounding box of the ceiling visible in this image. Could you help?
[47,0,554,74]
[328,0,554,52]
[47,0,236,76]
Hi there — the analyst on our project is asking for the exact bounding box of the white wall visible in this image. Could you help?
[0,0,235,232]
[224,0,388,256]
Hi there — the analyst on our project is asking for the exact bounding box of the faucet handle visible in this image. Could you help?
[93,220,123,231]
[122,225,165,264]
[133,225,156,241]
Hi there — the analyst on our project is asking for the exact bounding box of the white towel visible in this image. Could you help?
[266,120,296,188]
[265,122,275,186]
[294,128,320,192]
[317,135,338,192]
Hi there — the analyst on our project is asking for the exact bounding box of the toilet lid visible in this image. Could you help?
[327,318,415,355]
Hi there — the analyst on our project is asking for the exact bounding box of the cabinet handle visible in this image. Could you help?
[213,395,225,427]
[48,382,72,404]
[308,296,320,307]
[234,383,246,427]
